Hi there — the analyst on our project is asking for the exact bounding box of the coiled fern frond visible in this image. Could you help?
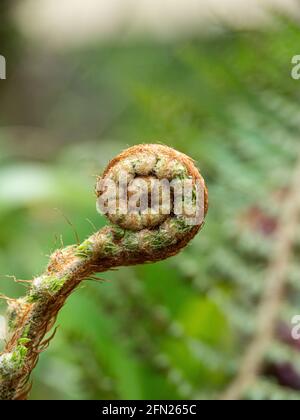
[0,144,207,400]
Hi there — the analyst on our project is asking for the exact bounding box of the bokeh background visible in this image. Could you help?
[1,0,300,400]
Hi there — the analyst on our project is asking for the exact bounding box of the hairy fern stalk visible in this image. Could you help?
[0,144,208,400]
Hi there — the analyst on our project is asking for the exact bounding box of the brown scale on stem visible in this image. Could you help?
[0,144,208,400]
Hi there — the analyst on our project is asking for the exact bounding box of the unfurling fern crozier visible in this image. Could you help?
[0,144,208,400]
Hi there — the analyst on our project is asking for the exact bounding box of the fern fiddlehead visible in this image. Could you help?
[0,144,208,400]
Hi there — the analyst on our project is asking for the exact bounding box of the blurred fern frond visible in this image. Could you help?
[97,19,300,400]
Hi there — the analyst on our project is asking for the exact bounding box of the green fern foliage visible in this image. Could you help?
[1,17,300,400]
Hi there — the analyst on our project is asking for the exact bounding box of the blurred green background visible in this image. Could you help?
[1,1,300,400]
